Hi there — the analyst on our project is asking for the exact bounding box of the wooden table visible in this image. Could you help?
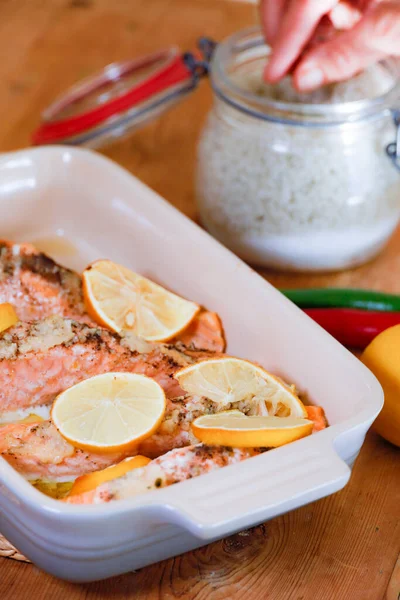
[0,1,399,598]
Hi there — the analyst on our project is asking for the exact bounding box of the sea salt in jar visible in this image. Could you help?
[196,28,400,271]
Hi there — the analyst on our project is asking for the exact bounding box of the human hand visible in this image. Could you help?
[260,0,400,91]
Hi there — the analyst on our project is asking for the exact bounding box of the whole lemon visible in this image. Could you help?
[361,325,400,447]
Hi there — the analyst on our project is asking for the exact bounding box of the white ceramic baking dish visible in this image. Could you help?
[0,147,383,582]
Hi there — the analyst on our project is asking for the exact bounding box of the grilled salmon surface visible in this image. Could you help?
[0,315,217,414]
[0,240,225,352]
[0,241,88,323]
[0,420,130,481]
[64,445,268,504]
[0,395,215,480]
[0,395,325,481]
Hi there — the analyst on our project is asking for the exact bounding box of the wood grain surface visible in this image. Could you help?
[0,1,399,599]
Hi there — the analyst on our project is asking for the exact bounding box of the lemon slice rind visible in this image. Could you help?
[191,412,313,447]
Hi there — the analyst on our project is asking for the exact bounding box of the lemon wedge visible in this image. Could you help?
[175,357,307,417]
[83,260,200,342]
[0,303,18,333]
[191,412,313,447]
[68,455,151,496]
[51,373,166,453]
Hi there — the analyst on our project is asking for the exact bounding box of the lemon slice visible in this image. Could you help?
[83,260,200,342]
[0,303,18,333]
[51,373,166,453]
[191,412,313,447]
[68,455,151,496]
[175,357,307,417]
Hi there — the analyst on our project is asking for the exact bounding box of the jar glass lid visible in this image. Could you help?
[32,41,215,149]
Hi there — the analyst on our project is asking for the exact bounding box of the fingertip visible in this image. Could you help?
[293,63,325,92]
[263,66,280,83]
[263,56,285,83]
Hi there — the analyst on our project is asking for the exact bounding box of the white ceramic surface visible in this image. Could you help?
[0,147,383,582]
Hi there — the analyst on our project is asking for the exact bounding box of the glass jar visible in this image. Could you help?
[196,28,400,272]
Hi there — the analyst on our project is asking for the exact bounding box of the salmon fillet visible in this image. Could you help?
[0,241,225,350]
[0,315,219,414]
[0,240,225,352]
[65,444,268,504]
[0,241,88,323]
[0,395,206,480]
[65,408,328,504]
[0,420,129,481]
[173,311,226,352]
[0,396,327,480]
[0,394,218,480]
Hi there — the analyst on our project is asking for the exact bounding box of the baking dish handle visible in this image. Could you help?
[160,439,351,540]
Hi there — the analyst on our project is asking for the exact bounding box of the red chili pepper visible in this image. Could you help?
[304,308,400,349]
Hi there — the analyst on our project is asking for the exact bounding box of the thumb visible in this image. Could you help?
[293,1,400,92]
